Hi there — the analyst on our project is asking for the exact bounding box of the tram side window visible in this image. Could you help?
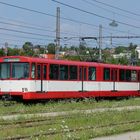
[69,66,77,80]
[0,63,10,79]
[37,65,41,79]
[84,67,87,80]
[59,65,68,80]
[126,70,131,81]
[79,67,82,80]
[31,63,36,79]
[12,63,29,79]
[119,69,125,81]
[131,70,137,81]
[88,67,96,80]
[43,65,47,79]
[104,68,110,80]
[49,64,59,80]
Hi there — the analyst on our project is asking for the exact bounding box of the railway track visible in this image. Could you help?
[3,119,140,140]
[1,105,140,120]
[0,105,140,139]
[0,115,72,130]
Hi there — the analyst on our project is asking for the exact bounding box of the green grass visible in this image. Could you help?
[0,97,140,115]
[0,98,140,139]
[0,109,140,139]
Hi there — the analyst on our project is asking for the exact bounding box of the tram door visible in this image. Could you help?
[111,68,118,91]
[37,64,47,92]
[79,66,87,92]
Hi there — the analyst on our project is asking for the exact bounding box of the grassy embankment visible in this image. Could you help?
[0,98,140,139]
[0,97,140,115]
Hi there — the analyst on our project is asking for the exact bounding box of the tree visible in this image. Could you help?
[115,46,126,54]
[79,44,86,51]
[70,45,76,50]
[47,43,55,54]
[118,56,129,65]
[128,43,137,51]
[22,42,34,56]
[110,57,118,64]
[64,55,80,61]
[7,48,20,56]
[0,48,5,56]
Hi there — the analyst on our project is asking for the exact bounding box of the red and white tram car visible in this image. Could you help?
[0,56,140,100]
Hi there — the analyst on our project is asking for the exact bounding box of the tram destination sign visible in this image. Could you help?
[3,58,20,62]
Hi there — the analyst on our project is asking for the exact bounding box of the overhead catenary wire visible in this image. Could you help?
[81,0,140,22]
[0,16,53,30]
[0,2,97,36]
[0,0,100,30]
[91,0,140,17]
[0,20,90,37]
[0,0,87,29]
[0,21,55,33]
[0,43,22,47]
[51,0,140,29]
[0,32,54,42]
[0,1,56,18]
[94,35,140,39]
[0,35,133,48]
[0,15,83,36]
[0,31,82,46]
[0,0,140,48]
[0,37,49,46]
[0,0,139,36]
[0,28,138,48]
[0,27,55,38]
[0,17,138,38]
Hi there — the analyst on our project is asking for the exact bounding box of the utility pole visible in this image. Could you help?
[55,7,60,59]
[99,25,102,61]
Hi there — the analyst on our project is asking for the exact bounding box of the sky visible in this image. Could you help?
[0,0,140,48]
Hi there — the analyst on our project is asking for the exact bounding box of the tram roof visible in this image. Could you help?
[0,56,140,70]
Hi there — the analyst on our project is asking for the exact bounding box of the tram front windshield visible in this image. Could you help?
[0,63,29,79]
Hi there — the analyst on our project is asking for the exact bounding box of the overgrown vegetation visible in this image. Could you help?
[0,98,139,139]
[0,98,140,115]
[0,109,140,139]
